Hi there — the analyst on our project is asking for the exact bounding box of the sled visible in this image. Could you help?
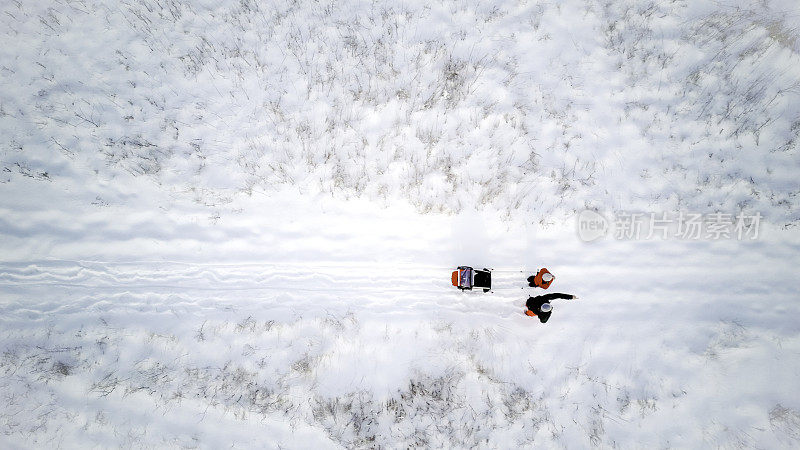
[451,266,492,292]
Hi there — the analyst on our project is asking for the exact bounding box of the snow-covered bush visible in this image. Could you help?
[2,0,797,223]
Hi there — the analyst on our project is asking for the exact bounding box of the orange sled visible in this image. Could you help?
[451,266,492,292]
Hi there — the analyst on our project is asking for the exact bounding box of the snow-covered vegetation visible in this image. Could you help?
[3,0,799,222]
[1,0,799,448]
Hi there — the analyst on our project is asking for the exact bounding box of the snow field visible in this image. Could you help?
[2,0,799,223]
[2,0,800,447]
[1,185,800,447]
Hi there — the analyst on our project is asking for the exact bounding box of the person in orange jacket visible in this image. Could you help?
[525,293,578,323]
[527,268,554,288]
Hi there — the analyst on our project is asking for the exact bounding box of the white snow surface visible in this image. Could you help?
[2,0,800,448]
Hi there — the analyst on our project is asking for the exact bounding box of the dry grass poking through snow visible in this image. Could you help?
[1,0,798,224]
[2,303,799,448]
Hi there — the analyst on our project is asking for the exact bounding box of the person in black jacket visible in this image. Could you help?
[525,293,578,323]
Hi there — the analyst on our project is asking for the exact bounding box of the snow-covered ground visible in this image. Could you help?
[2,0,800,448]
